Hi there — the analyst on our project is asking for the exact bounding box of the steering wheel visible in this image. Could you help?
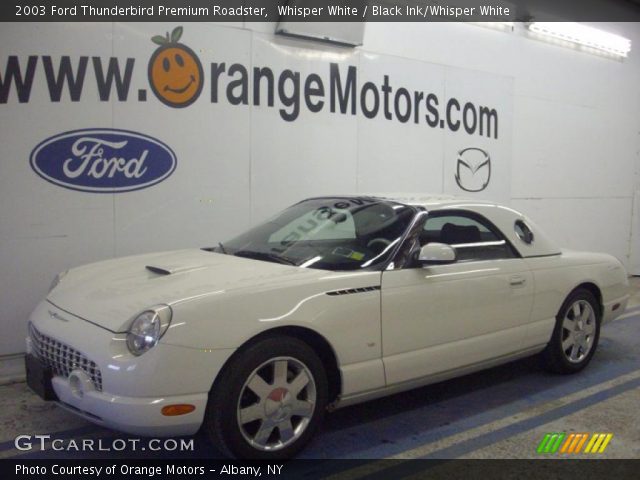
[366,237,392,251]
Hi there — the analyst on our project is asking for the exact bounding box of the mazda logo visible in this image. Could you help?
[455,147,491,192]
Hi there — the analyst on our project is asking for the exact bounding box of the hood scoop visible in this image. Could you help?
[146,264,206,276]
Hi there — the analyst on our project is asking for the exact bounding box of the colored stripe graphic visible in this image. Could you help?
[560,433,575,453]
[539,433,613,454]
[585,433,614,453]
[574,433,589,453]
[598,433,614,453]
[544,433,557,453]
[536,433,551,453]
[537,433,566,453]
[550,433,565,453]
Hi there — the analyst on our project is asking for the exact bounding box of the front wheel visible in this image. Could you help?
[541,289,601,374]
[204,336,328,459]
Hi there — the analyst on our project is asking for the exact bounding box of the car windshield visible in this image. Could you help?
[215,197,416,270]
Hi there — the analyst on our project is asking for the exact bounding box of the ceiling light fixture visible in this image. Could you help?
[528,22,631,57]
[470,22,515,32]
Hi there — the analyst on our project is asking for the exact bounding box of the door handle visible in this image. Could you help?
[509,275,527,286]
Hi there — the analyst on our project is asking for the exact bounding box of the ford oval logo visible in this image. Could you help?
[30,129,177,193]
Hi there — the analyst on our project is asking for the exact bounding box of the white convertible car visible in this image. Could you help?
[26,195,629,459]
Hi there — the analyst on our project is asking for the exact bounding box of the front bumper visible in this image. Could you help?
[52,376,207,436]
[27,300,234,437]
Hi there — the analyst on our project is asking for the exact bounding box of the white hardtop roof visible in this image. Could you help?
[370,193,497,209]
[366,193,561,257]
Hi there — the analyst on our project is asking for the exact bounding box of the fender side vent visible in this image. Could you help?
[326,286,380,296]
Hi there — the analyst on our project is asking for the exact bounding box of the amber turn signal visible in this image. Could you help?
[161,404,196,416]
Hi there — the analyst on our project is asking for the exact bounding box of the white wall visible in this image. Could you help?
[0,21,638,356]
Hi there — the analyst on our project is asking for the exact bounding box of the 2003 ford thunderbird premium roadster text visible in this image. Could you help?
[26,195,630,458]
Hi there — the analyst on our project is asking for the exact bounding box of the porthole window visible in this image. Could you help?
[514,220,534,244]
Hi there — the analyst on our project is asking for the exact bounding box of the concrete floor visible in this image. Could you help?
[0,278,638,460]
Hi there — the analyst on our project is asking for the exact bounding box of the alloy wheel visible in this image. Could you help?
[561,300,596,363]
[236,356,316,451]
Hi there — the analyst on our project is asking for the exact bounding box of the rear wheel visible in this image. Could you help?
[204,336,327,459]
[541,289,601,374]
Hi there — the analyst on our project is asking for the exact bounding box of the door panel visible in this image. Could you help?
[381,258,533,385]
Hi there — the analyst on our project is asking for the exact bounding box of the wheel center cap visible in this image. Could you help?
[267,387,289,402]
[265,388,292,421]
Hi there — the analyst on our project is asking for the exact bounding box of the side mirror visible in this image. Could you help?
[417,243,457,265]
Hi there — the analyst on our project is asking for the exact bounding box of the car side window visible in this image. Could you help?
[514,219,534,244]
[421,213,516,261]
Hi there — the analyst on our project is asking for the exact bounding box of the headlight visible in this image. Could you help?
[126,305,172,356]
[48,270,68,293]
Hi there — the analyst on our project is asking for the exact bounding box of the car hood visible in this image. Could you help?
[47,249,324,332]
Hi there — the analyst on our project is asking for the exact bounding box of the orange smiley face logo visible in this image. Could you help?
[148,27,203,108]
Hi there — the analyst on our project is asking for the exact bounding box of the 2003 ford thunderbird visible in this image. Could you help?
[26,195,629,458]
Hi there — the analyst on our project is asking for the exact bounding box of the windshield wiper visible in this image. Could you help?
[233,250,298,266]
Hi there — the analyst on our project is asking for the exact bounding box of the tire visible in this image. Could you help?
[204,336,328,459]
[541,289,601,374]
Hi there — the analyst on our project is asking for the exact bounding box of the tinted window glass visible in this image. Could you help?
[220,197,415,270]
[514,220,534,244]
[421,213,515,261]
[269,208,356,242]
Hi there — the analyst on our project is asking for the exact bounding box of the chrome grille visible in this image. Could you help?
[29,323,103,391]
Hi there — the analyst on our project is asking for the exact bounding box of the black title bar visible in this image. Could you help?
[4,459,640,480]
[2,0,640,22]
